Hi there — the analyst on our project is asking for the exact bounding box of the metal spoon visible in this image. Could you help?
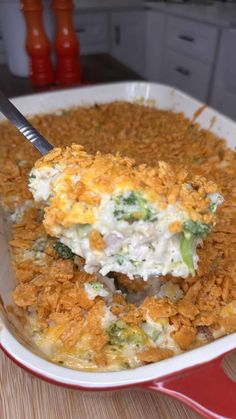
[0,89,53,155]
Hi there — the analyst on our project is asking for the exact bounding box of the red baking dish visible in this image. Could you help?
[0,82,235,419]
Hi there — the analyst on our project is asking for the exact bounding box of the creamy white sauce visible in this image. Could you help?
[84,282,109,300]
[29,166,60,202]
[10,200,33,223]
[30,170,201,279]
[143,314,179,353]
[157,281,183,302]
[101,307,117,328]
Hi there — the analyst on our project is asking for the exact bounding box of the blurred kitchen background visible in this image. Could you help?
[0,0,236,119]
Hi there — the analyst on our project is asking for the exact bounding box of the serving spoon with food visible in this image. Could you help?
[0,89,223,281]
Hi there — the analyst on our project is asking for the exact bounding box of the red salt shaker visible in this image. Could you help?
[52,0,82,86]
[21,0,55,87]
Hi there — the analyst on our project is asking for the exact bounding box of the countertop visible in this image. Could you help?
[72,0,236,27]
[1,349,236,419]
[145,2,236,27]
[0,349,201,419]
[74,0,144,12]
[0,54,143,98]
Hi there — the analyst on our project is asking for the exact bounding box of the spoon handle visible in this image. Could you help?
[0,90,53,155]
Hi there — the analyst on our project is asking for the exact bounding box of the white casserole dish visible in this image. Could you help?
[0,82,235,419]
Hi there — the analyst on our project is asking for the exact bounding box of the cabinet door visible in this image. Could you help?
[0,38,6,64]
[74,12,109,55]
[211,86,236,121]
[146,11,166,81]
[166,16,218,65]
[110,11,146,77]
[0,18,6,64]
[162,49,212,102]
[210,28,236,120]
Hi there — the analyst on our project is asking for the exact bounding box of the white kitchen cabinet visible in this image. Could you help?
[0,38,6,64]
[145,10,166,81]
[211,87,236,121]
[110,10,146,77]
[145,9,222,102]
[166,16,218,65]
[210,28,236,121]
[0,22,6,64]
[162,49,212,102]
[74,12,109,54]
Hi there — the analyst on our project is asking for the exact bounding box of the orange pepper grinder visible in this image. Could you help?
[21,0,55,87]
[52,0,82,86]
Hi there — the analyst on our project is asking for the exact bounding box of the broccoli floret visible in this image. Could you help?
[183,220,212,238]
[115,254,126,265]
[129,259,143,267]
[84,282,109,299]
[141,322,161,342]
[127,330,147,346]
[207,192,224,213]
[180,220,212,275]
[53,241,74,259]
[114,191,157,223]
[107,321,147,347]
[114,210,137,223]
[180,234,195,275]
[209,202,217,213]
[89,282,102,292]
[122,192,139,206]
[113,254,143,267]
[107,321,127,345]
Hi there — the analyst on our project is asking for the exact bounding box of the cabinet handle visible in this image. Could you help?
[77,28,86,33]
[179,34,194,43]
[115,25,121,45]
[175,66,190,77]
